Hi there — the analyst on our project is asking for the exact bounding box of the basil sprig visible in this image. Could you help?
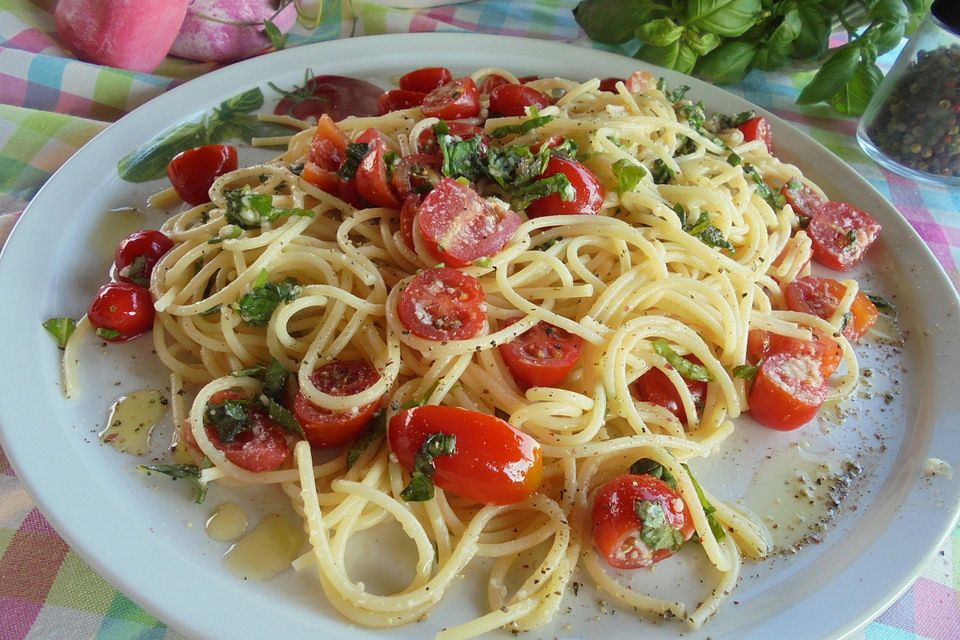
[43,317,77,349]
[233,270,300,327]
[682,463,726,541]
[346,410,387,469]
[138,462,210,504]
[652,339,713,382]
[400,433,457,502]
[223,186,313,230]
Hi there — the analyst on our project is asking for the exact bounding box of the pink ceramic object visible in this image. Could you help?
[171,0,298,63]
[54,0,188,72]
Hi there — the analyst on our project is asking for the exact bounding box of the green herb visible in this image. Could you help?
[727,151,742,166]
[845,229,858,247]
[138,463,209,504]
[867,293,898,317]
[224,186,313,229]
[550,139,579,159]
[262,19,287,51]
[634,500,685,551]
[678,210,734,251]
[96,328,121,340]
[337,143,370,180]
[231,364,267,378]
[401,381,441,410]
[651,159,675,185]
[197,304,222,317]
[681,464,726,541]
[259,395,305,437]
[262,357,289,402]
[120,255,150,286]
[786,178,803,191]
[612,158,647,194]
[204,398,252,443]
[473,257,493,268]
[233,274,300,327]
[400,433,457,502]
[509,173,575,211]
[732,362,761,380]
[744,164,786,210]
[438,134,487,182]
[346,410,386,469]
[652,339,713,382]
[629,458,678,488]
[491,113,555,138]
[485,144,552,191]
[535,236,562,251]
[43,317,77,349]
[677,100,707,130]
[709,110,756,131]
[696,224,735,251]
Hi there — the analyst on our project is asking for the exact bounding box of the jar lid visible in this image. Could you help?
[932,0,960,36]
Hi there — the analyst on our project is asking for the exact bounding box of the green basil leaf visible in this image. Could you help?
[796,44,860,105]
[638,40,699,75]
[652,339,713,382]
[231,364,267,378]
[681,463,726,541]
[346,410,386,469]
[629,458,678,488]
[263,19,287,51]
[439,134,487,182]
[138,463,208,504]
[612,158,647,194]
[651,159,675,184]
[117,120,208,183]
[218,88,265,117]
[491,114,554,138]
[43,317,77,349]
[867,293,898,317]
[830,61,883,117]
[572,0,661,44]
[204,398,252,443]
[869,0,909,25]
[485,144,550,190]
[400,433,457,502]
[337,143,370,180]
[683,29,722,56]
[262,357,290,402]
[905,0,933,34]
[197,304,222,317]
[753,44,792,71]
[771,8,802,44]
[793,5,830,59]
[743,164,786,209]
[636,17,685,48]
[635,500,685,551]
[512,173,575,211]
[96,328,122,340]
[694,41,757,84]
[870,21,906,54]
[687,0,762,38]
[732,362,761,379]
[234,277,301,327]
[259,395,304,437]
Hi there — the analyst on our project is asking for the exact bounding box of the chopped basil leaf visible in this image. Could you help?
[485,144,550,191]
[612,158,646,194]
[696,225,735,251]
[259,394,304,437]
[635,500,684,551]
[727,151,742,166]
[262,357,289,402]
[337,142,370,180]
[550,139,579,159]
[684,211,711,236]
[400,432,457,502]
[96,328,122,340]
[651,159,675,185]
[681,464,726,541]
[204,398,251,443]
[707,110,756,131]
[400,380,441,410]
[845,229,858,247]
[510,173,574,211]
[866,294,898,317]
[231,364,267,378]
[732,362,761,380]
[224,186,314,230]
[534,236,562,251]
[786,178,803,191]
[629,458,677,488]
[491,113,554,138]
[138,463,209,504]
[346,410,386,469]
[43,317,77,349]
[663,83,690,103]
[197,304,222,317]
[233,274,300,327]
[438,134,487,182]
[743,165,786,210]
[652,339,713,382]
[262,18,287,51]
[473,256,493,268]
[122,255,150,286]
[677,101,706,130]
[677,210,733,251]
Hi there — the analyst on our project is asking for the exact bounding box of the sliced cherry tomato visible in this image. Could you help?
[399,67,453,93]
[378,89,426,114]
[598,77,622,92]
[203,391,290,472]
[399,194,420,251]
[806,201,882,271]
[391,153,442,201]
[785,276,879,342]
[749,351,827,430]
[592,474,695,570]
[301,162,365,208]
[747,328,842,379]
[421,77,481,120]
[398,267,486,341]
[478,74,510,94]
[737,116,773,152]
[498,317,584,389]
[524,156,605,218]
[88,282,155,342]
[518,75,541,84]
[418,178,521,267]
[307,114,350,170]
[354,128,401,209]
[292,360,382,448]
[417,121,486,157]
[633,356,707,425]
[166,144,238,206]
[389,405,542,505]
[273,75,384,121]
[488,83,552,117]
[114,230,173,286]
[781,180,826,227]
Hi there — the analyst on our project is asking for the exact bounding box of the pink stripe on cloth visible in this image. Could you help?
[0,596,41,640]
[885,172,959,274]
[0,73,29,107]
[772,108,859,137]
[19,508,57,536]
[418,8,544,37]
[0,446,13,477]
[4,28,59,54]
[915,577,960,640]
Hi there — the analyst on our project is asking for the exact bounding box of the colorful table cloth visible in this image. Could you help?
[1,1,958,639]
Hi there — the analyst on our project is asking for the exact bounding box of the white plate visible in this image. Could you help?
[1,34,959,640]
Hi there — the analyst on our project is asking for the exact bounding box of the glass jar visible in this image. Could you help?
[857,0,960,187]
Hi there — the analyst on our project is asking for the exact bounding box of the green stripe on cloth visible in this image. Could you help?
[45,551,116,614]
[92,69,134,115]
[0,527,14,556]
[104,592,163,626]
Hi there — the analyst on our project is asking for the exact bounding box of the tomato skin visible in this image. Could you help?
[633,357,708,425]
[204,391,290,472]
[391,153,442,201]
[399,67,453,93]
[388,405,542,505]
[498,317,584,389]
[781,181,826,226]
[737,116,773,152]
[114,230,173,285]
[417,121,486,157]
[747,328,842,379]
[399,194,420,251]
[166,144,238,206]
[785,276,879,342]
[625,70,655,93]
[807,201,881,271]
[88,282,155,342]
[292,360,382,448]
[592,474,695,570]
[417,178,521,267]
[598,77,622,92]
[378,89,426,114]
[354,128,401,209]
[488,83,552,117]
[478,74,510,94]
[308,114,350,170]
[274,75,384,121]
[421,77,481,120]
[398,267,487,341]
[749,351,827,430]
[524,156,604,218]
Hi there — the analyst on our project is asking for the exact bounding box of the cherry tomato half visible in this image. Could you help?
[737,116,773,152]
[780,181,826,227]
[399,67,453,93]
[88,282,155,342]
[747,327,842,379]
[749,351,827,430]
[478,74,510,94]
[398,267,486,341]
[524,156,604,218]
[633,357,708,425]
[354,128,401,209]
[421,77,481,120]
[388,405,542,505]
[418,178,521,267]
[592,474,695,570]
[391,153,442,201]
[273,75,384,121]
[292,360,382,448]
[167,144,238,206]
[203,391,290,472]
[399,194,420,251]
[308,114,350,170]
[378,89,426,115]
[498,317,584,389]
[114,230,173,286]
[488,84,552,117]
[807,201,881,271]
[598,77,622,93]
[785,276,879,342]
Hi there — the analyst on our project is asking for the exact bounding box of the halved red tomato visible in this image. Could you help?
[292,360,382,448]
[307,114,350,170]
[598,77,622,92]
[421,77,481,120]
[524,156,604,218]
[378,89,426,114]
[418,178,521,267]
[399,67,453,93]
[785,276,879,342]
[114,230,173,286]
[399,194,420,251]
[301,162,365,208]
[737,116,773,152]
[478,74,510,94]
[398,267,486,341]
[633,356,708,425]
[88,282,155,342]
[498,317,584,389]
[806,201,881,271]
[780,180,826,227]
[388,405,542,505]
[747,327,842,379]
[354,128,401,209]
[203,390,290,472]
[391,153,442,201]
[592,474,695,569]
[748,351,827,430]
[167,144,238,206]
[488,83,552,117]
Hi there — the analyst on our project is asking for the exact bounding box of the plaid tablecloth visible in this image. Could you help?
[1,1,958,639]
